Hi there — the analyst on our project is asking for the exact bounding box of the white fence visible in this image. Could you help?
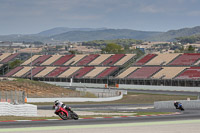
[0,102,37,116]
[43,81,105,88]
[27,93,123,103]
[118,84,200,92]
[154,100,200,109]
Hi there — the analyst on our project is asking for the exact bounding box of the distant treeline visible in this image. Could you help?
[82,39,143,46]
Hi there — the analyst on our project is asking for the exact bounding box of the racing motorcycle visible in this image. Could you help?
[54,106,79,120]
[176,103,185,111]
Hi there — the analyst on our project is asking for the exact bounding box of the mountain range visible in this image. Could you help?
[1,26,200,43]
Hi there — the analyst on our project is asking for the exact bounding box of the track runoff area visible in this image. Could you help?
[1,90,200,133]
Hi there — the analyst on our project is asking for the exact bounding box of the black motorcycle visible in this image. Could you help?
[174,102,184,111]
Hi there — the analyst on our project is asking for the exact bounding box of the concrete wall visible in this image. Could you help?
[118,84,200,92]
[44,81,105,88]
[0,102,37,116]
[154,100,200,109]
[27,94,123,103]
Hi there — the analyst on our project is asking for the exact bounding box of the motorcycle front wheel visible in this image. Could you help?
[72,112,79,120]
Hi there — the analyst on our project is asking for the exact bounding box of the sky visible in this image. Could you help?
[1,0,200,35]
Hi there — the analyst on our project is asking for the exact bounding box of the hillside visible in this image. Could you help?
[50,29,161,42]
[149,26,200,41]
[1,26,200,42]
[38,27,107,36]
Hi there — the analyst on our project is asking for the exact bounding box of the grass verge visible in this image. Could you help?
[0,112,173,121]
[31,92,197,105]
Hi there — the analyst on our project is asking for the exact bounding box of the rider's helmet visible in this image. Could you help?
[174,101,177,103]
[55,100,59,105]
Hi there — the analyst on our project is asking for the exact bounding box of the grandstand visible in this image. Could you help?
[134,54,156,65]
[35,67,56,77]
[5,53,200,87]
[145,53,180,65]
[168,53,200,66]
[41,55,62,66]
[126,67,162,79]
[152,67,187,79]
[175,67,200,80]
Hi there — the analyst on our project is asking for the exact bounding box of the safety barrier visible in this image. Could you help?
[27,93,123,103]
[0,102,37,116]
[154,100,200,109]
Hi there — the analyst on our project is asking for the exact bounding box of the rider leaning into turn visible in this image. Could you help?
[54,100,71,112]
[174,101,182,109]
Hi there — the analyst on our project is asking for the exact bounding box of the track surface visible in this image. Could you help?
[1,106,200,129]
[1,90,200,130]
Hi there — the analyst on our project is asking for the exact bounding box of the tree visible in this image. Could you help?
[9,59,22,69]
[187,45,195,52]
[101,43,124,54]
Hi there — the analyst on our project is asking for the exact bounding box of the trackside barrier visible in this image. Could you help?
[118,84,200,92]
[0,102,37,116]
[154,100,200,109]
[43,82,105,88]
[27,93,123,103]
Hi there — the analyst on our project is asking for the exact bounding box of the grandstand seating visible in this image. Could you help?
[114,54,135,66]
[76,54,99,66]
[45,67,69,77]
[126,67,161,79]
[41,55,63,66]
[168,53,200,66]
[4,66,23,77]
[175,67,200,80]
[194,60,200,65]
[0,53,12,62]
[145,53,180,65]
[83,67,108,78]
[96,67,118,78]
[116,67,139,78]
[89,54,113,65]
[152,67,187,79]
[101,54,125,66]
[34,67,56,77]
[21,55,41,65]
[134,54,157,65]
[70,67,95,78]
[64,55,86,65]
[13,66,31,77]
[0,53,19,63]
[31,55,51,65]
[24,66,46,78]
[58,67,81,78]
[52,55,74,66]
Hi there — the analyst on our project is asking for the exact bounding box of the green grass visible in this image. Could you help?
[30,92,197,105]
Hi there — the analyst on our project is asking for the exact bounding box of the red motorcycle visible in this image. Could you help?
[54,106,79,120]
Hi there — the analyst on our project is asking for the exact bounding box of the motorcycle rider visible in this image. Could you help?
[174,101,182,109]
[54,100,71,112]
